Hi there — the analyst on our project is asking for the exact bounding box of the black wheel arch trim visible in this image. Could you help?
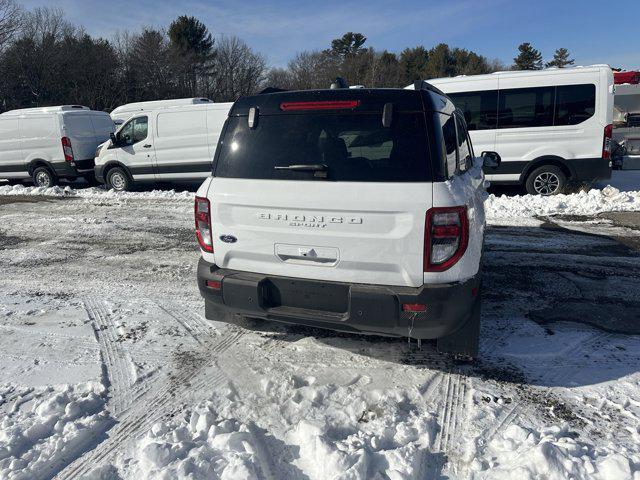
[520,156,573,183]
[28,159,56,176]
[100,162,134,183]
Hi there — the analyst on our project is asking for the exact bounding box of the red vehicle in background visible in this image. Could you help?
[612,70,640,169]
[614,71,640,85]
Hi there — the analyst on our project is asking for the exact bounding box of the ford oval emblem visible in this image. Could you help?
[219,234,237,244]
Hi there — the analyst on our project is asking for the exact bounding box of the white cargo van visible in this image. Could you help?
[196,83,502,358]
[0,105,115,187]
[109,97,214,126]
[95,100,232,191]
[417,66,614,194]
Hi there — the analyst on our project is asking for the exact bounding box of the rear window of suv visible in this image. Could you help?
[214,112,432,182]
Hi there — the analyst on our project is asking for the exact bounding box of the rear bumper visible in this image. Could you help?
[74,158,95,174]
[565,157,611,182]
[197,258,480,339]
[50,159,95,178]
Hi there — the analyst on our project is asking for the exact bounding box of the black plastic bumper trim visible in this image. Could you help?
[197,258,480,340]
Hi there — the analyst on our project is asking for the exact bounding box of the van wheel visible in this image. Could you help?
[106,167,132,192]
[33,167,57,188]
[525,166,566,195]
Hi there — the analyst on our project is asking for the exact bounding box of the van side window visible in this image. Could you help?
[555,84,596,125]
[448,90,498,131]
[440,114,458,178]
[498,86,554,129]
[454,114,472,172]
[448,83,598,130]
[119,116,148,146]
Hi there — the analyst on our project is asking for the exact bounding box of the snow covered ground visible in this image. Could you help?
[1,182,640,479]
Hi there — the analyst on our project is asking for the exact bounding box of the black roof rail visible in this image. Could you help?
[259,87,288,94]
[413,80,447,97]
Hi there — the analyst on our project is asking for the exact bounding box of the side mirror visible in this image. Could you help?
[481,151,501,169]
[109,132,117,146]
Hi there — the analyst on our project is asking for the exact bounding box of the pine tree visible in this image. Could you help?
[167,16,214,96]
[168,16,213,55]
[546,47,574,68]
[513,42,543,70]
[330,32,366,58]
[399,46,429,84]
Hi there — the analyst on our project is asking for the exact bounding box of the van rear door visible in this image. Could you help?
[205,96,435,288]
[63,113,104,162]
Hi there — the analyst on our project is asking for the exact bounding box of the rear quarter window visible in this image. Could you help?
[554,84,596,126]
[214,112,433,182]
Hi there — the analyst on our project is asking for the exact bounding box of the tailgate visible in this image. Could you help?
[207,178,432,287]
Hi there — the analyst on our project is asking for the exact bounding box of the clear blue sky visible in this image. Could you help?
[22,0,640,69]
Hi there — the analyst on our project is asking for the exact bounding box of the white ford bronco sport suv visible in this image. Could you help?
[195,82,500,357]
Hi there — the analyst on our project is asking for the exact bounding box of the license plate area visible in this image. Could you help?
[262,278,349,313]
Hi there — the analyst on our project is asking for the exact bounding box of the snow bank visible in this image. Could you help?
[473,423,637,480]
[100,377,439,480]
[101,401,272,480]
[0,184,194,201]
[486,186,640,220]
[277,380,438,479]
[3,180,640,220]
[0,383,111,480]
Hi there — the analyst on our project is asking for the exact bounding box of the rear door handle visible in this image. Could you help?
[143,144,152,148]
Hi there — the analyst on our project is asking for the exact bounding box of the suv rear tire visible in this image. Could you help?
[32,166,57,188]
[525,165,567,195]
[106,167,132,192]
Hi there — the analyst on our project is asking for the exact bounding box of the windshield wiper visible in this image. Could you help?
[274,164,328,171]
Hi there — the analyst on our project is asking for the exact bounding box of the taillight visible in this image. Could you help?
[424,206,469,272]
[603,124,613,160]
[61,137,74,162]
[195,196,213,252]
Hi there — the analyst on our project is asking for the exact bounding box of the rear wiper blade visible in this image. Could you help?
[274,163,328,171]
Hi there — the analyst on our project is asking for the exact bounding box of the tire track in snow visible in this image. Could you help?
[155,301,213,345]
[85,297,137,416]
[485,401,524,443]
[425,370,471,479]
[56,326,246,480]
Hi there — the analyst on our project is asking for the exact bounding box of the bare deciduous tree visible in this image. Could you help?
[211,36,266,101]
[0,0,22,51]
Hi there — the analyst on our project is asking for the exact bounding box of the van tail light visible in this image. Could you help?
[424,206,469,272]
[195,196,213,252]
[61,137,74,162]
[603,124,613,160]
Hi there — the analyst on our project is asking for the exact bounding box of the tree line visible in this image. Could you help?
[0,1,576,113]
